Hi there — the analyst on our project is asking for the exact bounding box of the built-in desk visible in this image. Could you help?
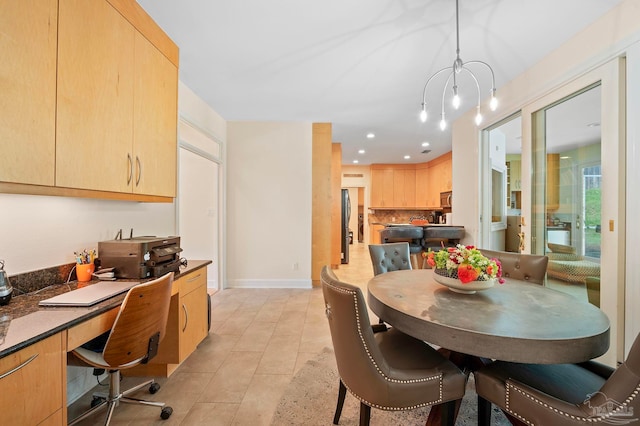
[0,260,211,425]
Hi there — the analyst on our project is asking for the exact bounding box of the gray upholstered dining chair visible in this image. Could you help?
[321,266,466,426]
[474,332,640,426]
[368,242,412,276]
[479,249,549,285]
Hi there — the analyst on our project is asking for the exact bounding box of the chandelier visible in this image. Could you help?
[419,0,498,130]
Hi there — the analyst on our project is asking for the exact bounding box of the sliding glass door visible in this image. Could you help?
[532,85,602,303]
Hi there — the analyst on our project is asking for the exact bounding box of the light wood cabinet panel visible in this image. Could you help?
[179,280,209,360]
[0,333,63,425]
[370,224,384,244]
[129,268,208,376]
[547,153,560,210]
[415,167,430,207]
[370,168,394,207]
[56,0,135,193]
[0,0,57,185]
[393,169,416,207]
[133,32,178,197]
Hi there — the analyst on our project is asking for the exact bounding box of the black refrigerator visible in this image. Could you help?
[341,189,351,264]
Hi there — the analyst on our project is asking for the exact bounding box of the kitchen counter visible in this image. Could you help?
[0,260,210,358]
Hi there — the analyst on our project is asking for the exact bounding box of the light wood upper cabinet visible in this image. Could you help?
[547,153,560,211]
[133,33,178,197]
[370,152,451,210]
[0,0,57,185]
[415,167,430,207]
[56,0,178,197]
[393,169,416,207]
[371,168,394,207]
[56,0,135,193]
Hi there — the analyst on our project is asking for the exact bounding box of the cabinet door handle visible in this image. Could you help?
[127,154,133,185]
[0,353,38,380]
[135,156,141,186]
[182,303,188,332]
[186,273,201,283]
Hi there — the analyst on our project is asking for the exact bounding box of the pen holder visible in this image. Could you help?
[76,263,95,282]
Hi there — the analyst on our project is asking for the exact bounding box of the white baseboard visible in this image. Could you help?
[226,278,312,289]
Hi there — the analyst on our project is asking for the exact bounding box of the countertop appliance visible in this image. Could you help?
[0,260,13,305]
[98,236,183,279]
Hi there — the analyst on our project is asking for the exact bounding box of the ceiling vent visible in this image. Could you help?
[421,149,432,154]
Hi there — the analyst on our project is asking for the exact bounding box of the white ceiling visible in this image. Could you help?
[137,0,622,165]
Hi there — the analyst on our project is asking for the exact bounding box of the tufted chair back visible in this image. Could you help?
[369,243,412,275]
[320,266,466,425]
[479,249,548,285]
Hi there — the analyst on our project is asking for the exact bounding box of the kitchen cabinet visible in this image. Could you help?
[415,167,430,207]
[0,333,64,425]
[133,32,178,197]
[0,0,57,186]
[370,168,394,207]
[509,160,522,191]
[130,268,209,376]
[55,0,177,197]
[370,224,384,244]
[547,154,560,210]
[393,169,416,207]
[56,0,135,193]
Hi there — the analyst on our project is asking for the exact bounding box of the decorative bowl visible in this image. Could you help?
[433,269,495,294]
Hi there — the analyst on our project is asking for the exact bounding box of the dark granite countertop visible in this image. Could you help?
[0,260,211,358]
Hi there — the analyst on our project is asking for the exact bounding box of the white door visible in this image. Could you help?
[178,146,221,291]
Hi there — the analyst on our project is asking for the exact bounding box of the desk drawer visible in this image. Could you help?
[67,307,119,350]
[178,269,206,295]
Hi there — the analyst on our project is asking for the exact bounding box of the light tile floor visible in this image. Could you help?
[68,243,375,425]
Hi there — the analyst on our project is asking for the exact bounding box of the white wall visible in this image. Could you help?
[177,81,227,290]
[226,121,312,288]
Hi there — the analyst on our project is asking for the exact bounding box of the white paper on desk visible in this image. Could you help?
[38,281,140,307]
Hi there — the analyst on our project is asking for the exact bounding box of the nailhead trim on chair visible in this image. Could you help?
[325,279,445,410]
[505,380,640,424]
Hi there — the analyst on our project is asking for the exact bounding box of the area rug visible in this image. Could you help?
[271,347,510,425]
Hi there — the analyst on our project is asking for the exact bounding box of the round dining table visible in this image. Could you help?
[367,269,610,364]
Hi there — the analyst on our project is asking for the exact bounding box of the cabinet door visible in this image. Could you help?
[547,154,560,210]
[133,33,178,197]
[179,283,208,360]
[393,169,415,207]
[0,334,63,425]
[415,168,429,207]
[370,169,394,207]
[441,156,452,191]
[511,160,522,191]
[56,0,134,192]
[0,0,57,185]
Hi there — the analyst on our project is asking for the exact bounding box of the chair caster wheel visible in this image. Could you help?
[161,406,173,420]
[149,383,161,394]
[90,396,105,408]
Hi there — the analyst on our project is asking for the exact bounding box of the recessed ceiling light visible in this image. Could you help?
[560,156,570,159]
[404,155,411,160]
[421,142,430,147]
[352,160,359,164]
[366,132,375,139]
[358,149,365,154]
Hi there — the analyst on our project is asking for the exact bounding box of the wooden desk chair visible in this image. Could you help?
[479,249,549,285]
[321,266,466,426]
[68,272,174,425]
[475,332,640,426]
